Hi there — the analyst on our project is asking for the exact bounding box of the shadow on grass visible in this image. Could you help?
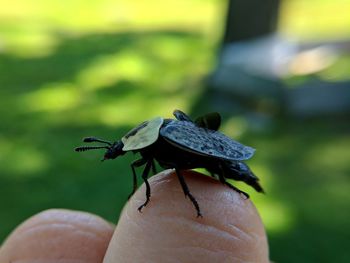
[0,29,210,241]
[0,30,201,90]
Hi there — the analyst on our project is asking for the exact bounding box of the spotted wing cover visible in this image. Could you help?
[160,120,255,161]
[122,117,164,151]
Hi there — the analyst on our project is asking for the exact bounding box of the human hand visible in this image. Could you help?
[0,170,269,262]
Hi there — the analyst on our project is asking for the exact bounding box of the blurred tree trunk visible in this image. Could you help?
[223,0,281,43]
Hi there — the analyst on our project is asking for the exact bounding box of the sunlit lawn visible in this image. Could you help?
[0,1,349,262]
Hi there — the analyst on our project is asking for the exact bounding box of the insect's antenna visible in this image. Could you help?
[75,146,110,152]
[83,137,112,146]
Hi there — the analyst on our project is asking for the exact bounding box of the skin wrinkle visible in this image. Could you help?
[111,171,267,263]
[160,243,242,259]
[159,214,244,244]
[13,210,111,241]
[12,260,95,263]
[144,187,259,246]
[215,198,263,237]
[15,223,107,244]
[12,226,100,258]
[1,210,113,263]
[227,221,255,241]
[118,188,264,262]
[152,246,246,263]
[155,215,254,260]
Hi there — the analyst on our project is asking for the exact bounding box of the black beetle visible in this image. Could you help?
[75,110,263,217]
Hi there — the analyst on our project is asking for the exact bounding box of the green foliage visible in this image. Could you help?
[0,29,212,237]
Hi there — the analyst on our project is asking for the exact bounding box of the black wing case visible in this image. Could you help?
[160,120,255,161]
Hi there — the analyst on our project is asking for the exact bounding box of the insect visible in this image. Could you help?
[75,110,264,217]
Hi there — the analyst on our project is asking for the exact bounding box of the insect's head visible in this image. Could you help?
[75,137,126,161]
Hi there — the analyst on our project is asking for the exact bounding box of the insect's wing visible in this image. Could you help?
[160,120,255,161]
[122,117,164,151]
[195,112,221,131]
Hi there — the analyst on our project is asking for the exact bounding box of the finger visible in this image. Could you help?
[0,209,114,263]
[104,170,269,263]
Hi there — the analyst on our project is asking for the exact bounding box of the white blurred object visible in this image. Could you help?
[220,34,338,79]
[289,46,337,75]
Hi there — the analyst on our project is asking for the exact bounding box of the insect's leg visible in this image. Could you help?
[151,159,157,175]
[237,173,264,193]
[138,160,153,212]
[128,158,147,199]
[225,162,265,193]
[236,164,264,193]
[175,168,202,217]
[217,170,250,199]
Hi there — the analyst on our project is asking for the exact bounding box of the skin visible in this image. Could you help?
[0,170,269,263]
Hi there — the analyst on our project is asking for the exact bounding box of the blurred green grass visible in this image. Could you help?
[0,0,350,262]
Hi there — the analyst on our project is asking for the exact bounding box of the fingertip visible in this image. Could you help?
[0,209,114,263]
[104,170,269,263]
